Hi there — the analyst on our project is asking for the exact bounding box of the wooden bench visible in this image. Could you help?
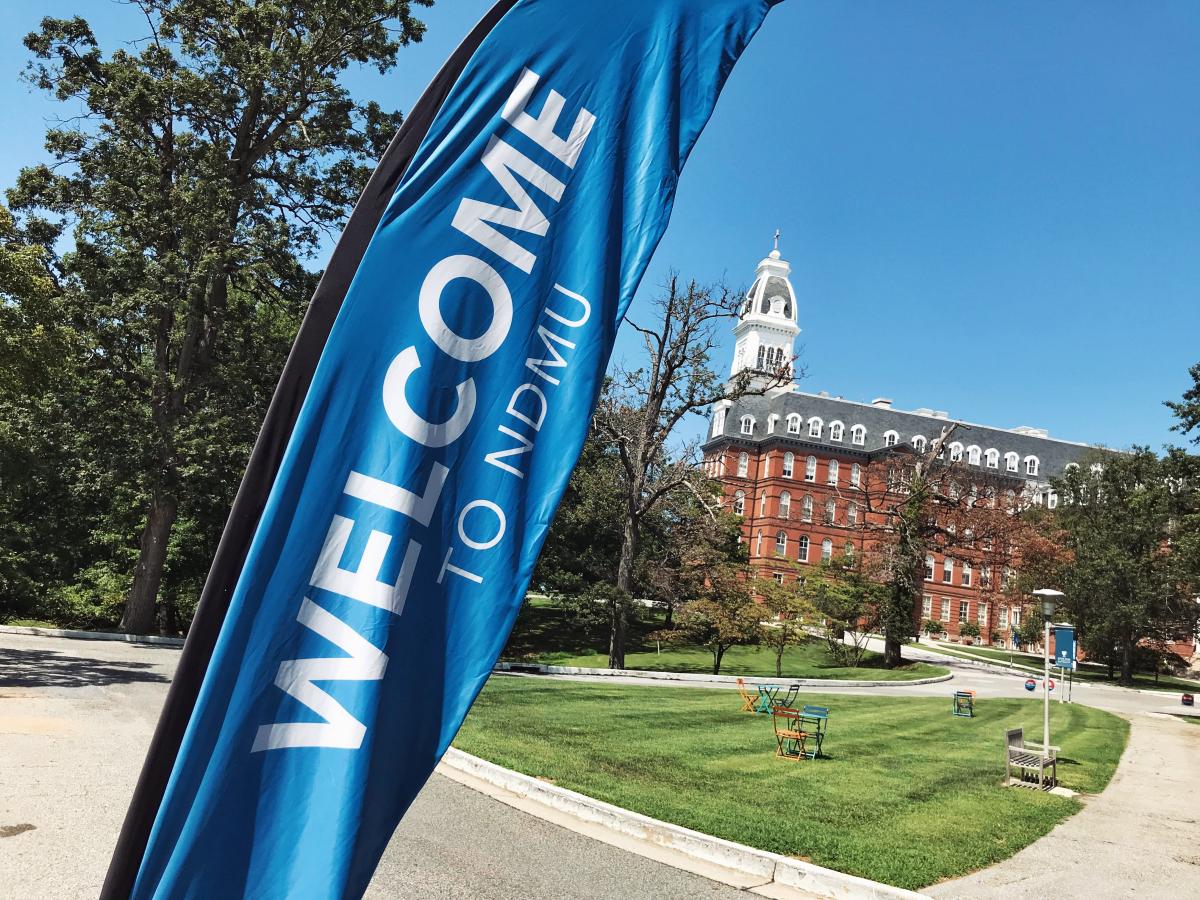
[1005,727,1058,790]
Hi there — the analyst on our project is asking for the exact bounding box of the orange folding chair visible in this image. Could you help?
[736,677,758,713]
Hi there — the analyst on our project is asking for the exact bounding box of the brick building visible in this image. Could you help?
[702,242,1097,648]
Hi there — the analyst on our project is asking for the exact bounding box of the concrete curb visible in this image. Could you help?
[438,748,930,900]
[493,661,953,689]
[0,624,184,647]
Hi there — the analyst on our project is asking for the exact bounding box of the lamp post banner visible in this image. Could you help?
[122,1,782,897]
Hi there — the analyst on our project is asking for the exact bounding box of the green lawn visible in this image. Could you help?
[456,677,1128,890]
[504,598,946,681]
[919,641,1200,694]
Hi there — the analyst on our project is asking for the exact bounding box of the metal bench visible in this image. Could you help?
[1005,727,1058,790]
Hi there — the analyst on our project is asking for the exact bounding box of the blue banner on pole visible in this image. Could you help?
[1054,626,1076,670]
[129,1,782,896]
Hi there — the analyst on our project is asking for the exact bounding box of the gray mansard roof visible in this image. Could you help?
[706,389,1097,481]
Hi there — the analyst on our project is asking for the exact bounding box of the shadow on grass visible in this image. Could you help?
[0,647,170,689]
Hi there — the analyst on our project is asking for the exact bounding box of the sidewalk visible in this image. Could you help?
[928,711,1200,899]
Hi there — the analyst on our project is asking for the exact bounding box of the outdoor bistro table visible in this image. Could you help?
[756,683,781,713]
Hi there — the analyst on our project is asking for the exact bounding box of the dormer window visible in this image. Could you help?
[851,425,866,446]
[949,442,964,462]
[985,449,999,469]
[1025,456,1039,476]
[912,435,927,452]
[740,416,755,435]
[967,445,981,466]
[808,417,823,438]
[1005,452,1019,473]
[786,414,801,435]
[711,408,726,437]
[883,430,899,447]
[830,421,844,442]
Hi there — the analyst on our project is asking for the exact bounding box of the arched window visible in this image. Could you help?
[821,539,833,561]
[712,409,726,436]
[801,495,813,522]
[967,445,981,465]
[829,421,844,442]
[943,558,954,583]
[924,555,934,580]
[985,448,999,469]
[778,490,791,518]
[775,530,788,556]
[737,452,749,477]
[1005,452,1019,473]
[762,455,771,477]
[782,451,794,478]
[798,535,810,562]
[824,498,836,524]
[733,490,745,516]
[883,430,899,447]
[962,561,973,587]
[827,459,839,485]
[845,541,855,558]
[912,435,927,452]
[755,529,762,556]
[786,414,801,434]
[851,424,866,446]
[808,417,823,438]
[1025,456,1040,476]
[805,455,817,482]
[851,463,861,486]
[949,442,964,462]
[741,416,756,435]
[847,501,858,525]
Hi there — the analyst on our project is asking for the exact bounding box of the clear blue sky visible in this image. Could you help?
[2,1,1198,451]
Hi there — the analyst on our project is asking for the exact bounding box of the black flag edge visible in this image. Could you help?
[99,3,520,896]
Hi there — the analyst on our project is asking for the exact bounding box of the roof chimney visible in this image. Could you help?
[871,397,893,409]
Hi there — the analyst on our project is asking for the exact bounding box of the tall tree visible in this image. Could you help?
[1166,362,1200,441]
[1036,448,1200,683]
[593,274,789,668]
[8,1,431,632]
[664,559,761,675]
[855,425,1039,667]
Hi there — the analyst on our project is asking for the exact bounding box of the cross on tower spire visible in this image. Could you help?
[773,228,781,251]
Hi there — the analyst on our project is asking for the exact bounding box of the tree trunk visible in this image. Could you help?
[609,512,639,669]
[1119,638,1134,685]
[713,644,725,675]
[121,490,178,634]
[775,645,783,678]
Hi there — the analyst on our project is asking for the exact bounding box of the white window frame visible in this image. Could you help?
[1005,452,1019,473]
[967,445,982,466]
[985,449,999,469]
[786,414,801,435]
[940,598,950,622]
[883,429,899,447]
[949,442,964,462]
[740,416,754,435]
[808,417,824,439]
[775,530,787,556]
[829,421,845,442]
[737,452,749,478]
[942,558,954,584]
[851,424,866,446]
[847,500,858,525]
[924,555,934,581]
[922,595,932,618]
[827,459,839,485]
[778,490,791,519]
[962,561,972,587]
[798,535,810,562]
[782,451,794,478]
[912,435,927,452]
[1025,456,1039,476]
[824,498,836,524]
[801,495,813,522]
[821,539,833,561]
[805,455,817,482]
[851,463,861,486]
[733,490,745,516]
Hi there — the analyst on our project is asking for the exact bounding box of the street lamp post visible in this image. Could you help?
[1033,588,1065,778]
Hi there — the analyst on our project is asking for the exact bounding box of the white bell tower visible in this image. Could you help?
[730,232,800,386]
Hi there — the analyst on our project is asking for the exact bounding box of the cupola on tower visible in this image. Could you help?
[730,233,800,387]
